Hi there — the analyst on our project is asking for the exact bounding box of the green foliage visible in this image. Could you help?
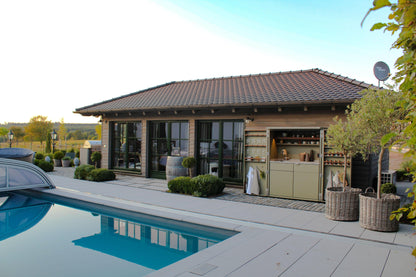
[168,175,224,197]
[381,183,397,194]
[327,115,366,187]
[0,127,8,137]
[74,164,95,180]
[24,115,53,148]
[191,174,225,197]
[62,156,71,161]
[53,151,64,160]
[182,156,196,176]
[91,151,102,168]
[87,169,116,182]
[168,176,193,194]
[349,89,405,198]
[34,159,54,172]
[34,153,44,160]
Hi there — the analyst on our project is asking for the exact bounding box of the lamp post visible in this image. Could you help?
[8,130,14,148]
[51,129,57,153]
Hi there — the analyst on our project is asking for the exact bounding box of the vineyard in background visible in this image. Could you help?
[0,140,86,153]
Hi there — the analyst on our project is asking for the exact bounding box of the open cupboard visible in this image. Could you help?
[244,127,356,202]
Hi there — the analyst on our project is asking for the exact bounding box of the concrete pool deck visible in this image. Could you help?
[44,169,416,276]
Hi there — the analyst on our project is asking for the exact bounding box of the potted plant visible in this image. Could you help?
[53,151,64,167]
[62,156,72,167]
[325,115,365,221]
[91,151,102,168]
[182,156,196,177]
[352,89,405,231]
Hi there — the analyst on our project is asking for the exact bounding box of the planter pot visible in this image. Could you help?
[62,159,71,167]
[359,189,401,232]
[166,156,187,182]
[325,187,362,221]
[54,159,62,167]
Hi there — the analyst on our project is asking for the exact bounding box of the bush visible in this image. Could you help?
[87,169,116,182]
[74,164,95,180]
[35,153,44,160]
[191,174,224,197]
[168,176,193,194]
[381,183,397,194]
[91,151,102,168]
[62,156,72,161]
[35,160,54,172]
[53,151,64,160]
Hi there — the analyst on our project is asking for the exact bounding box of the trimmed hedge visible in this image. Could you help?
[87,169,116,182]
[168,176,193,194]
[74,165,95,180]
[191,174,225,197]
[168,174,224,197]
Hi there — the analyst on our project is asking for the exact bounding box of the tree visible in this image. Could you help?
[24,116,53,150]
[363,0,416,173]
[10,126,25,146]
[95,124,102,140]
[326,114,366,188]
[351,89,405,198]
[58,118,67,148]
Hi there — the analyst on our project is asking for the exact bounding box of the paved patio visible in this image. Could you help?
[45,168,416,276]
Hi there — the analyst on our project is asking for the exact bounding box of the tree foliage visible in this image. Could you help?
[24,115,53,148]
[351,89,405,198]
[364,1,416,260]
[326,114,366,187]
[58,118,67,145]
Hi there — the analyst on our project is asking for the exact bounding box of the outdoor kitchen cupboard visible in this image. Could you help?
[267,127,322,201]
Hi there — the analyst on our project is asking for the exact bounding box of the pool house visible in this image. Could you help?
[75,69,376,202]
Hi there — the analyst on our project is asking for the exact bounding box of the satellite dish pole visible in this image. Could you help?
[373,61,390,87]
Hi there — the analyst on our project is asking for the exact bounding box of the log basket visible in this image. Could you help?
[325,187,362,221]
[359,187,401,232]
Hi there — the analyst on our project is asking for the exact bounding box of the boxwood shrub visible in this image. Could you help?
[34,159,54,172]
[74,164,95,180]
[191,174,225,197]
[87,169,116,182]
[168,174,224,197]
[381,183,397,194]
[168,176,193,194]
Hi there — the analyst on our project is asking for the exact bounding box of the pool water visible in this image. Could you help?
[0,193,236,277]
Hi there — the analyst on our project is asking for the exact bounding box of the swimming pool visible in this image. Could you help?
[0,192,236,276]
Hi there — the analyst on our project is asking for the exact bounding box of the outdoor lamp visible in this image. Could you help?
[8,130,14,148]
[51,129,57,152]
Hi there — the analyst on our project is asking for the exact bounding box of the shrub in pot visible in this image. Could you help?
[351,89,404,231]
[325,115,365,221]
[182,156,196,177]
[53,151,64,167]
[91,151,102,168]
[62,156,72,167]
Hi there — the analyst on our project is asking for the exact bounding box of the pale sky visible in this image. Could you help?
[0,0,401,124]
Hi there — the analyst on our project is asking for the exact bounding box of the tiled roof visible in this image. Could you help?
[75,69,373,115]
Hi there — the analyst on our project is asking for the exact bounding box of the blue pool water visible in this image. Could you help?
[0,192,236,276]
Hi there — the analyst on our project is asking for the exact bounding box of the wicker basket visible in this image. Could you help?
[325,187,362,221]
[359,188,401,232]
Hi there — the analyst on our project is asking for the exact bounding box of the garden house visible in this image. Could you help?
[75,69,385,201]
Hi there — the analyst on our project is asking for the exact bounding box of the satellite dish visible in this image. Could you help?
[373,61,390,82]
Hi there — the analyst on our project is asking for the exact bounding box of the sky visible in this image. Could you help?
[0,0,401,124]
